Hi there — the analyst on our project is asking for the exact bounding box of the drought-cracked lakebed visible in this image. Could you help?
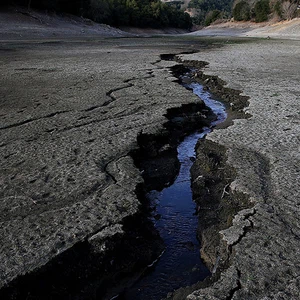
[1,36,300,300]
[0,38,227,300]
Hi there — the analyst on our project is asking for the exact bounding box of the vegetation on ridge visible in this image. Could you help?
[87,0,192,28]
[188,0,299,25]
[188,0,233,25]
[5,0,192,29]
[232,0,299,22]
[3,0,300,28]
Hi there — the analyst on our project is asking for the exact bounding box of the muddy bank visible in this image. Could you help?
[0,210,164,300]
[0,55,219,298]
[0,37,222,299]
[123,106,216,299]
[180,61,252,275]
[162,58,253,299]
[135,101,216,192]
[179,38,300,299]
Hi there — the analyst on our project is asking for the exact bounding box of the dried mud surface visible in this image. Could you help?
[1,16,300,300]
[0,37,218,298]
[179,38,300,299]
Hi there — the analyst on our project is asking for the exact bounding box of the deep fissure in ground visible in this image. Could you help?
[0,55,253,300]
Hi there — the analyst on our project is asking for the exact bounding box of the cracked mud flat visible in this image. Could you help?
[176,39,300,299]
[0,37,217,299]
[0,35,300,300]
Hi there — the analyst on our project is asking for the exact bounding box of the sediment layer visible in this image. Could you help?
[180,39,300,299]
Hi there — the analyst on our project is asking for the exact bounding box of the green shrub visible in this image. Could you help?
[273,0,282,17]
[233,1,251,21]
[204,10,221,26]
[254,0,270,22]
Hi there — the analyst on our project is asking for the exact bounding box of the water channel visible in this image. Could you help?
[117,71,227,300]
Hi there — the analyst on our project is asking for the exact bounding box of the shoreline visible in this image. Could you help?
[186,18,300,40]
[1,6,300,41]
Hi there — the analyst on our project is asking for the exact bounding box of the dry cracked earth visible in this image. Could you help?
[180,39,300,299]
[0,24,300,300]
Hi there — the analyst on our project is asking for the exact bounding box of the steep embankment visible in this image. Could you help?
[244,18,300,39]
[188,18,300,40]
[0,6,128,40]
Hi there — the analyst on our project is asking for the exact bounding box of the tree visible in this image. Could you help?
[10,0,192,29]
[204,10,221,25]
[233,1,251,20]
[188,0,233,25]
[273,0,283,17]
[254,0,270,22]
[88,0,111,24]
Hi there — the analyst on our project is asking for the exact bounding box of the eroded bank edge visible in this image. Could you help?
[0,52,253,300]
[0,64,217,299]
[165,56,254,299]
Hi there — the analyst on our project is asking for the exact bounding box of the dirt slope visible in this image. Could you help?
[0,6,129,40]
[188,18,300,40]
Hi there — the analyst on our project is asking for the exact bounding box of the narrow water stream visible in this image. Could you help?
[118,71,227,300]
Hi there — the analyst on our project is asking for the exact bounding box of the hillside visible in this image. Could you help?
[232,0,300,22]
[188,17,300,39]
[0,6,128,40]
[2,0,192,29]
[183,0,300,26]
[244,17,300,38]
[1,5,300,40]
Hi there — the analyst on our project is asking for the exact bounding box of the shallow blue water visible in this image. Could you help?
[119,80,227,300]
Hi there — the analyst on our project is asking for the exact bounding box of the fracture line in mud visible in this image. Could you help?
[118,62,228,300]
